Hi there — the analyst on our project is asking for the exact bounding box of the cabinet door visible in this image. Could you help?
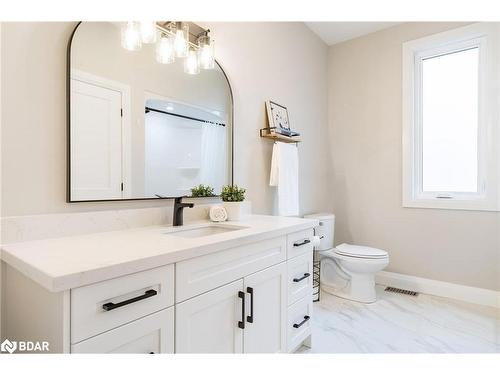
[71,308,174,353]
[175,279,244,353]
[243,262,287,353]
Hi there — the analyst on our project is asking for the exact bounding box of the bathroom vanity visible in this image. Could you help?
[1,215,317,353]
[0,22,316,354]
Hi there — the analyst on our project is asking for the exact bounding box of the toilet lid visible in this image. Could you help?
[335,243,388,259]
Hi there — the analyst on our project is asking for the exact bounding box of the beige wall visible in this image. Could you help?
[328,22,500,291]
[1,22,332,217]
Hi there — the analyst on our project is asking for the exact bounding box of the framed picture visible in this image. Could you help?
[266,100,291,133]
[265,101,300,137]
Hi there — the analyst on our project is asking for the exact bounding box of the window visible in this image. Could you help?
[403,23,499,211]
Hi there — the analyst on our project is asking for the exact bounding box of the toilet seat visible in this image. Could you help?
[334,243,388,259]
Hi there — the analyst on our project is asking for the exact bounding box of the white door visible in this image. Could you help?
[175,279,244,353]
[70,79,123,200]
[243,262,287,353]
[71,308,174,353]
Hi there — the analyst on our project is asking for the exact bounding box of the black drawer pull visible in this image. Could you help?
[293,315,310,329]
[246,287,254,323]
[238,291,245,329]
[102,289,157,311]
[293,239,310,247]
[293,273,311,282]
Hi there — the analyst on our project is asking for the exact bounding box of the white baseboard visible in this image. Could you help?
[375,271,500,309]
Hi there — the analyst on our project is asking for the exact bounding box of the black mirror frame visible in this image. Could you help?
[66,21,234,203]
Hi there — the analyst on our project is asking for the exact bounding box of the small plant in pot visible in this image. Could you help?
[190,184,216,198]
[221,185,247,221]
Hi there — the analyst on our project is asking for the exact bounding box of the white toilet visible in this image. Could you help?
[304,213,389,303]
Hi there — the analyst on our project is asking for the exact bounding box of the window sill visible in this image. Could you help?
[402,198,500,212]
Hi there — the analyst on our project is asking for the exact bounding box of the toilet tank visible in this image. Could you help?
[304,213,335,251]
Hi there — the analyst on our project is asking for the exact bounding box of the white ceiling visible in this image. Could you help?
[305,22,400,46]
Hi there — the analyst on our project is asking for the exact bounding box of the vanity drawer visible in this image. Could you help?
[287,252,313,305]
[176,236,286,302]
[287,296,313,352]
[287,229,314,259]
[71,307,174,353]
[71,264,174,344]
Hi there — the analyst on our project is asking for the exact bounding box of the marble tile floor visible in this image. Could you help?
[297,285,499,353]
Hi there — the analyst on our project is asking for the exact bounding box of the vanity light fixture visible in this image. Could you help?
[156,33,175,64]
[198,33,215,70]
[121,21,216,75]
[121,21,142,51]
[184,48,200,75]
[173,22,189,58]
[139,21,157,44]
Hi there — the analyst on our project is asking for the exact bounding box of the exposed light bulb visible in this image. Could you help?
[121,22,142,51]
[173,22,189,58]
[198,35,215,69]
[156,34,175,64]
[184,49,200,75]
[140,21,157,44]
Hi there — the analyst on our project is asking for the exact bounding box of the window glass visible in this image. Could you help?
[421,47,479,193]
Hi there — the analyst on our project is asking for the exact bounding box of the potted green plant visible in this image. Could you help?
[190,184,215,198]
[220,185,248,221]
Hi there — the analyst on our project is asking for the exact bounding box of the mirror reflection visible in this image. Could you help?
[69,22,232,201]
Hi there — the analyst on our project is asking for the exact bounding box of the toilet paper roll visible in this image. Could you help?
[311,235,321,248]
[209,205,228,222]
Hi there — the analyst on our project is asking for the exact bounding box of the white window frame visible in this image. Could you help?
[402,23,500,211]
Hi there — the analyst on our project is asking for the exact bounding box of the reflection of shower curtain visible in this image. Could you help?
[200,124,227,193]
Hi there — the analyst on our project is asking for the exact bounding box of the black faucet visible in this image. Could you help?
[173,197,194,226]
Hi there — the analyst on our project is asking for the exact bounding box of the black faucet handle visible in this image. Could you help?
[175,196,194,207]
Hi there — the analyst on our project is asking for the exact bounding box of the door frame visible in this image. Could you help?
[69,69,132,200]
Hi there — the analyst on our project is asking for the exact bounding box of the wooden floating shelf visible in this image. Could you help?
[259,128,301,143]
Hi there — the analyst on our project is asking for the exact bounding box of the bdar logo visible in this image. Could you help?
[1,339,17,354]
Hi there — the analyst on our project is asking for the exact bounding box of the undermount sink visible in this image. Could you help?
[166,224,247,238]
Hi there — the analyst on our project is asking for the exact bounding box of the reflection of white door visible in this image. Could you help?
[71,79,123,200]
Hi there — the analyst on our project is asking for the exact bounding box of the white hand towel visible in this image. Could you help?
[209,205,228,222]
[269,142,299,216]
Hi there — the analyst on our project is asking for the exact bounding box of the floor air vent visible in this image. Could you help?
[384,286,419,297]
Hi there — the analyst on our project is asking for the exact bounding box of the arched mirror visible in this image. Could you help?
[68,22,233,202]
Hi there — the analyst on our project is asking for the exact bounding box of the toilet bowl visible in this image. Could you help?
[303,213,389,304]
[320,244,389,303]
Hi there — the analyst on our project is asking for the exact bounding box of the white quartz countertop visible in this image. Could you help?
[1,215,318,292]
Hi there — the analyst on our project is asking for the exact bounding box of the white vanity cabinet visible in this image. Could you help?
[175,262,287,353]
[2,224,315,354]
[174,231,312,353]
[71,308,174,353]
[243,262,287,353]
[176,279,245,353]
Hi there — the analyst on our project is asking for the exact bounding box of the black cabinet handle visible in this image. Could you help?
[293,239,311,247]
[293,273,311,282]
[246,287,254,323]
[293,315,310,329]
[238,291,245,329]
[102,289,157,311]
